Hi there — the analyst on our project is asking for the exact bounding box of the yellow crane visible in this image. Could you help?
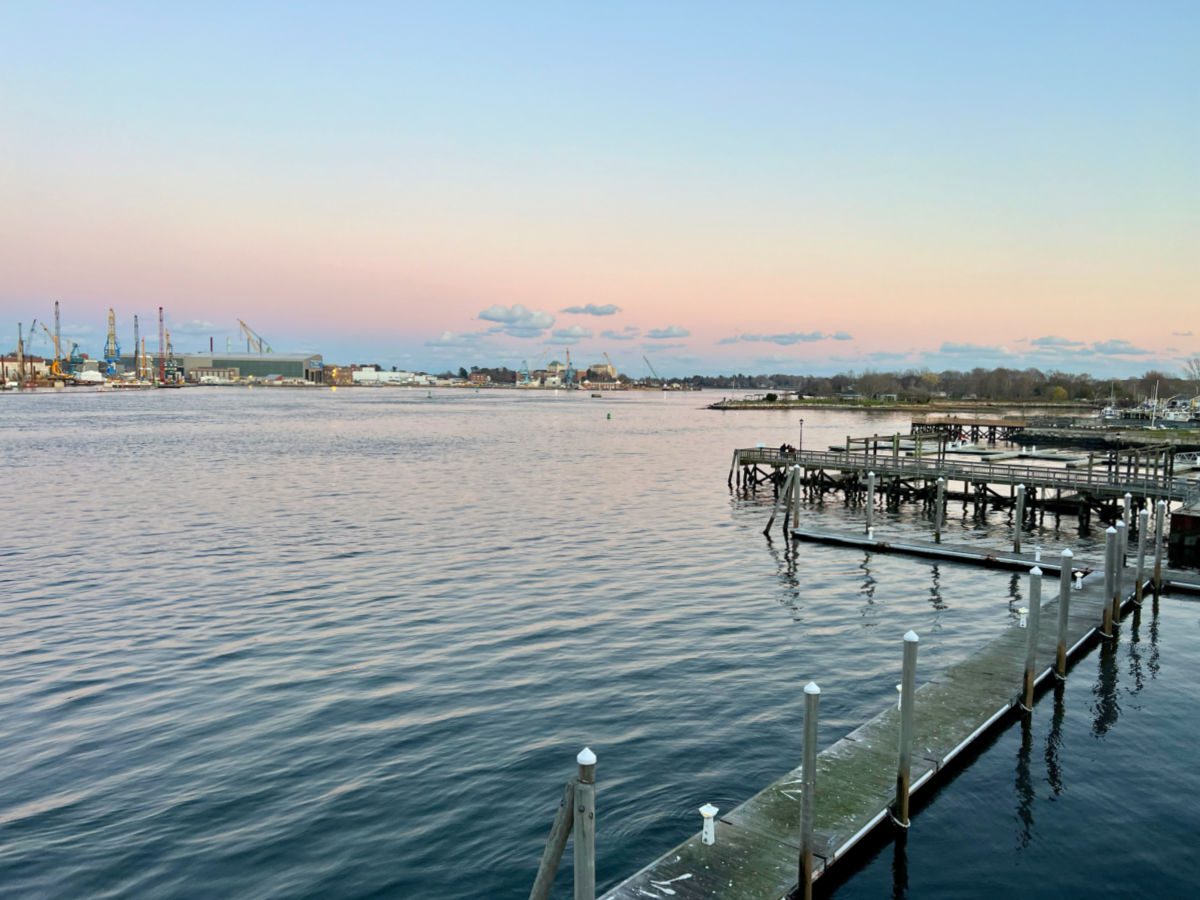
[38,322,72,379]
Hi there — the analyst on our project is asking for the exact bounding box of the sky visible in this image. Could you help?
[1,1,1197,377]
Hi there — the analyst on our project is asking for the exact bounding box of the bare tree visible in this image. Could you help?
[1185,357,1200,394]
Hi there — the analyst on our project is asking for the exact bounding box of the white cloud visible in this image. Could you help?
[646,325,690,339]
[477,304,555,338]
[553,325,592,343]
[561,303,620,316]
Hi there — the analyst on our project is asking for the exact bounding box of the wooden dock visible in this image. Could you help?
[598,537,1157,900]
[733,447,1191,504]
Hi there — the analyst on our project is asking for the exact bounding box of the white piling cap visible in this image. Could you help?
[1018,607,1029,616]
[1139,508,1150,519]
[868,471,875,477]
[1030,566,1043,576]
[1158,499,1167,507]
[804,681,821,695]
[904,630,920,642]
[1125,492,1133,499]
[699,803,719,818]
[1061,548,1074,558]
[1106,526,1117,534]
[1018,483,1025,490]
[1116,519,1126,528]
[577,747,597,766]
[937,476,945,483]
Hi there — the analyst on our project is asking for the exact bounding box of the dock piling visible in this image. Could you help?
[792,466,801,529]
[1056,549,1073,677]
[1108,520,1118,619]
[934,477,945,543]
[866,471,876,534]
[1153,500,1166,593]
[1135,508,1149,605]
[893,631,919,828]
[574,748,596,900]
[799,682,820,900]
[529,775,576,900]
[1102,528,1116,638]
[1022,568,1042,710]
[1122,493,1133,564]
[1014,484,1026,553]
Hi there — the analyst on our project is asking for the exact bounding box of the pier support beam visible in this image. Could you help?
[866,471,876,535]
[934,477,945,543]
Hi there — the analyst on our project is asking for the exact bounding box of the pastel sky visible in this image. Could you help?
[2,1,1197,376]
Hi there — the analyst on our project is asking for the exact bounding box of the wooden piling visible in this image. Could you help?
[1022,568,1042,710]
[934,477,945,544]
[866,471,876,535]
[574,749,597,900]
[1014,484,1026,553]
[1113,520,1126,622]
[1153,500,1166,592]
[893,631,919,827]
[529,778,576,900]
[1101,528,1116,638]
[799,682,820,900]
[1056,549,1073,677]
[1135,507,1149,605]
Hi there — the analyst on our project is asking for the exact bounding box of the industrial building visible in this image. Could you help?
[118,352,324,383]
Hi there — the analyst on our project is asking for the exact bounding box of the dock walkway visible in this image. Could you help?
[600,537,1152,899]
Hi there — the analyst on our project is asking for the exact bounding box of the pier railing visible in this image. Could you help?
[736,447,1190,501]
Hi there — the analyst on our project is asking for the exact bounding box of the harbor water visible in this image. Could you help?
[0,389,1195,897]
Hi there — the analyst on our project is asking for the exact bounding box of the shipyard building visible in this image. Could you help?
[118,352,324,383]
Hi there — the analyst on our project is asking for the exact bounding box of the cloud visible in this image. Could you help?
[646,325,690,339]
[561,303,620,316]
[719,331,849,346]
[1173,330,1193,337]
[1030,335,1085,348]
[425,330,487,348]
[644,342,687,351]
[1091,339,1152,356]
[866,351,912,361]
[938,342,1007,355]
[601,328,637,341]
[553,325,592,343]
[477,304,554,338]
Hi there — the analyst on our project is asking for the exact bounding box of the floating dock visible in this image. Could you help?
[598,534,1163,899]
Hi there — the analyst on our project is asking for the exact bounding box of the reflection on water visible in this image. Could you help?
[1044,680,1066,797]
[1092,635,1121,737]
[1014,716,1034,848]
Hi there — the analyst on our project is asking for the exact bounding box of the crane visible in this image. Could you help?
[603,351,617,380]
[39,322,72,380]
[238,319,272,354]
[642,354,665,387]
[104,309,121,376]
[564,348,577,388]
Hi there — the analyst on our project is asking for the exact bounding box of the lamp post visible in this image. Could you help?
[799,418,805,453]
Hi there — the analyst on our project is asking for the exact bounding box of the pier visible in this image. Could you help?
[910,415,1027,443]
[732,444,1195,532]
[582,531,1169,899]
[529,444,1198,900]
